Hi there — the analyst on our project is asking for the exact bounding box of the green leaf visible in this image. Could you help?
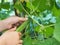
[43,26,54,38]
[34,25,41,32]
[39,38,60,45]
[23,36,32,45]
[0,3,1,10]
[14,1,23,12]
[54,16,60,42]
[26,2,35,11]
[52,5,60,16]
[52,2,60,42]
[55,0,60,9]
[0,11,10,20]
[1,2,10,10]
[28,0,54,12]
[29,38,60,45]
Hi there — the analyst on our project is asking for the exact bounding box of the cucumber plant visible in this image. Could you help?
[0,0,60,45]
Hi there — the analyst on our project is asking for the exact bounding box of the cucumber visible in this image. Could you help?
[16,21,28,32]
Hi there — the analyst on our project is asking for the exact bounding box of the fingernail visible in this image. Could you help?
[25,18,28,20]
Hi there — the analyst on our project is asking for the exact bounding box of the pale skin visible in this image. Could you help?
[0,16,27,45]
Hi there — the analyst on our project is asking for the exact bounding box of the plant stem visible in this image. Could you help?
[45,24,55,28]
[16,21,28,32]
[20,1,44,27]
[13,0,19,16]
[30,1,40,14]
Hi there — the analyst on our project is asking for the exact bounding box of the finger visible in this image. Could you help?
[10,17,28,25]
[18,40,23,44]
[8,27,16,31]
[17,44,22,45]
[18,32,22,38]
[11,16,28,21]
[15,22,21,27]
[18,32,21,35]
[16,23,20,26]
[19,18,28,22]
[7,24,12,29]
[19,21,23,24]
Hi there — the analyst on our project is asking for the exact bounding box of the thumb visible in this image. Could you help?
[8,27,17,31]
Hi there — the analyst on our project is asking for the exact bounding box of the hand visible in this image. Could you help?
[0,16,27,31]
[0,28,23,45]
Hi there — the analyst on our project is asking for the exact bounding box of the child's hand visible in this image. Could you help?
[0,16,27,31]
[0,28,23,45]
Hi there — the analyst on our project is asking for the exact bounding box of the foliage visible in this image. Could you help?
[0,0,60,45]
